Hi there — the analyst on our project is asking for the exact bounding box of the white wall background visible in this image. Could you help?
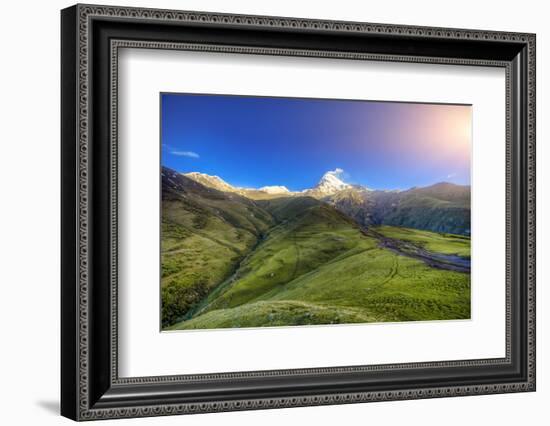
[0,0,546,424]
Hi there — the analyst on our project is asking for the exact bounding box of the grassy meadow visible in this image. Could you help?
[375,225,471,258]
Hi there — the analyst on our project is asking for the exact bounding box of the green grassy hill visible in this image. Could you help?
[257,196,323,221]
[168,193,471,330]
[161,167,274,327]
[374,225,471,258]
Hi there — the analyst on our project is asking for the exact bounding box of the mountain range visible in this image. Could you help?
[180,168,470,236]
[160,166,470,329]
[183,168,354,197]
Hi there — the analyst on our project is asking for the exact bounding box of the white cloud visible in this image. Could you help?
[447,173,456,179]
[328,168,352,182]
[171,150,200,158]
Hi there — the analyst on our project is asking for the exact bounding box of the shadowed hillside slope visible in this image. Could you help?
[325,182,470,235]
[161,167,274,327]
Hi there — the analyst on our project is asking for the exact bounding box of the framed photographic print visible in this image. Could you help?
[61,4,536,421]
[160,94,473,331]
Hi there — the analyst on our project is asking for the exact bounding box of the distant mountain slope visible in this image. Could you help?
[325,182,470,235]
[164,168,273,233]
[257,196,324,222]
[322,187,377,228]
[183,171,237,193]
[182,169,470,235]
[258,185,291,195]
[184,171,294,200]
[161,167,274,326]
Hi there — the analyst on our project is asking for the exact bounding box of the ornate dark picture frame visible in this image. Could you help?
[61,4,536,421]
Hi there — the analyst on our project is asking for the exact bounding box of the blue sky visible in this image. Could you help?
[161,93,471,191]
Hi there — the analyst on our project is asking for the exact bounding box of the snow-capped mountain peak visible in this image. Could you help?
[259,185,291,194]
[183,172,236,193]
[183,168,370,199]
[313,168,351,195]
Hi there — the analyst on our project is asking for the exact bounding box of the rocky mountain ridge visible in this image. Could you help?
[180,168,470,235]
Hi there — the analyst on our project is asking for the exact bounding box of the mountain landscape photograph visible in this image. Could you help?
[160,93,472,331]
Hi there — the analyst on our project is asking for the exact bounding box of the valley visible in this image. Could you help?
[162,167,471,330]
[370,226,470,273]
